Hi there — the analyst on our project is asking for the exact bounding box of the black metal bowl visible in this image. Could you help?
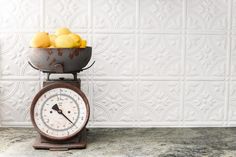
[28,47,92,73]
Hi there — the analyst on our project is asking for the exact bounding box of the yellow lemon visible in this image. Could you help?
[30,32,50,48]
[49,34,57,47]
[80,40,87,48]
[55,27,71,36]
[73,42,80,48]
[69,33,81,43]
[55,35,75,48]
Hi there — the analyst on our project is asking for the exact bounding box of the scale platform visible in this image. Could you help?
[33,128,87,150]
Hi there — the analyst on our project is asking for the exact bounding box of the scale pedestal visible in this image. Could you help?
[33,128,87,150]
[43,76,81,89]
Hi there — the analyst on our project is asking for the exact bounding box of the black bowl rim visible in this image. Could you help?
[29,46,92,49]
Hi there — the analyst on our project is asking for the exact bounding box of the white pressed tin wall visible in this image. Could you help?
[0,0,236,127]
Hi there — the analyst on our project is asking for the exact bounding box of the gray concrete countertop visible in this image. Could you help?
[0,128,236,157]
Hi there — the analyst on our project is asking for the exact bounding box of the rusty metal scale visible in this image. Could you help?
[28,47,94,150]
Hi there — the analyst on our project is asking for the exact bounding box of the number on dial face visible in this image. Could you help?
[33,87,87,139]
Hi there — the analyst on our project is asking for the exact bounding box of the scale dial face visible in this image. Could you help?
[31,83,89,140]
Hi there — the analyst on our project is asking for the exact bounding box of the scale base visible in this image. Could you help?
[33,128,87,150]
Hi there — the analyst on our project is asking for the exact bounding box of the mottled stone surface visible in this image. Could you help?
[0,128,236,157]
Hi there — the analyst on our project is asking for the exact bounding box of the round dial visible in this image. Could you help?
[31,83,89,140]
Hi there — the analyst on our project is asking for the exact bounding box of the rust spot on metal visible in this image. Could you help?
[75,49,80,56]
[69,50,74,59]
[69,52,73,59]
[49,58,56,66]
[36,64,43,69]
[58,49,63,56]
[54,64,64,73]
[69,49,80,59]
[46,49,52,55]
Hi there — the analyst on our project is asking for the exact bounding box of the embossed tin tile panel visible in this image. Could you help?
[0,33,40,77]
[0,81,40,123]
[0,0,236,127]
[184,81,225,122]
[140,0,183,31]
[0,0,40,31]
[187,0,228,31]
[185,35,227,77]
[93,0,136,29]
[232,0,236,31]
[92,81,137,122]
[229,81,236,121]
[45,0,88,29]
[231,36,236,76]
[139,34,182,77]
[138,81,181,122]
[92,34,136,76]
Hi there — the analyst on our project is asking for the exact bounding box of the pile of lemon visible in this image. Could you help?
[30,27,87,48]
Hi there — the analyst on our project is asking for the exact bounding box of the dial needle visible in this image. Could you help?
[52,104,74,125]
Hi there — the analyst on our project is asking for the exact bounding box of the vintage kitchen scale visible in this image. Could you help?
[28,47,94,150]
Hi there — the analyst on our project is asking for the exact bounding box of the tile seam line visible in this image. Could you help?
[226,0,233,126]
[181,0,187,126]
[135,0,140,126]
